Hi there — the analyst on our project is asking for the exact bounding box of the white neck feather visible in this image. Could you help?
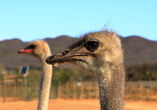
[37,51,53,110]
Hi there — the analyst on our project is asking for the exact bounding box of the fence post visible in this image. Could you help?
[95,82,98,99]
[66,82,69,99]
[88,83,90,99]
[58,82,61,98]
[73,82,76,100]
[3,82,6,102]
[139,82,143,94]
[24,77,28,101]
[80,82,83,100]
[13,82,16,101]
[21,80,24,100]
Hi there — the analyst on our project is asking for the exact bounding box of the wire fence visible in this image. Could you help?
[125,81,157,100]
[126,81,157,94]
[0,76,157,102]
[57,81,99,99]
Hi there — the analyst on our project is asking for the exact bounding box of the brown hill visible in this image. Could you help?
[121,36,157,66]
[0,35,157,67]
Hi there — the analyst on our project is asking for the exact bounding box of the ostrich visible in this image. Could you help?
[46,31,125,110]
[18,40,52,110]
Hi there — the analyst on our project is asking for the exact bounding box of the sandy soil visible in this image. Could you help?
[0,98,157,110]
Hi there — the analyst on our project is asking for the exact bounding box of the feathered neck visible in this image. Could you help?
[37,50,52,110]
[96,63,125,110]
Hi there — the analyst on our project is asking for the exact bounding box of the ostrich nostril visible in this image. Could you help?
[45,56,52,63]
[62,50,69,55]
[17,51,21,54]
[46,55,59,63]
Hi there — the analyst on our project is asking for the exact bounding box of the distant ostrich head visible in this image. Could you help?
[18,40,52,110]
[18,40,51,62]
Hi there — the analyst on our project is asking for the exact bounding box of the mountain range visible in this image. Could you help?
[0,34,157,68]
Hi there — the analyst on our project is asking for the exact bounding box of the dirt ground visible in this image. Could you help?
[0,98,157,110]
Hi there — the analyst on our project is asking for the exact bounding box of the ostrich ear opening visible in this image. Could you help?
[43,48,46,53]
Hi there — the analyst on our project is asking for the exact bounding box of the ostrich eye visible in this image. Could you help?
[84,41,99,52]
[25,45,36,49]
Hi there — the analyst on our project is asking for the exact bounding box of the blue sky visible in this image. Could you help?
[0,0,157,42]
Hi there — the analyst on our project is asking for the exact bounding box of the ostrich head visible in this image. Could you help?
[46,30,125,110]
[18,40,51,62]
[46,31,123,75]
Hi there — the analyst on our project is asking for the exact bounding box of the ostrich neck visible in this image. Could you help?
[37,54,53,110]
[96,63,125,110]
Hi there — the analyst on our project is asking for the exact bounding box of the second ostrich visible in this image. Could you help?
[18,40,52,110]
[46,31,125,110]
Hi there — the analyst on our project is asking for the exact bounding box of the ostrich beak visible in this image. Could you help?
[46,49,93,67]
[18,49,34,54]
